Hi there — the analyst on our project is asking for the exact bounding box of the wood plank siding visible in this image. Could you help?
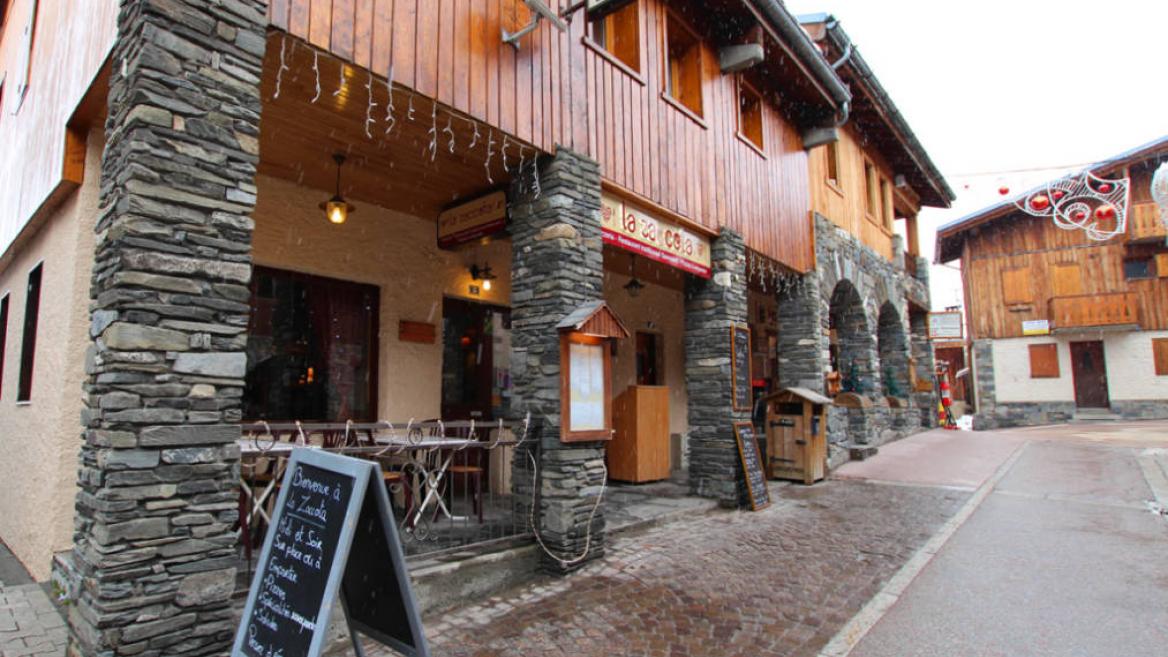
[266,0,814,271]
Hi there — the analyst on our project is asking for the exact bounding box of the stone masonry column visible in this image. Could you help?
[909,310,937,428]
[685,229,749,507]
[68,2,266,656]
[508,149,607,574]
[777,273,825,394]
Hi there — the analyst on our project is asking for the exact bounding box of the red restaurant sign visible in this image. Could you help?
[600,194,711,278]
[438,191,508,249]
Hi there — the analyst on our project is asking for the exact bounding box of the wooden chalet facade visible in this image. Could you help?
[936,137,1168,428]
[0,2,950,654]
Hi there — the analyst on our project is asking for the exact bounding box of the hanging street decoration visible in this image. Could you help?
[1013,169,1131,241]
[1152,162,1168,241]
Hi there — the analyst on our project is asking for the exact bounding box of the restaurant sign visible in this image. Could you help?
[600,194,711,278]
[438,191,508,249]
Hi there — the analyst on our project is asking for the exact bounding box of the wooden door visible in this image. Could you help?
[1070,341,1109,408]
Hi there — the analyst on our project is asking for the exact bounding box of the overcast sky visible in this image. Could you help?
[784,0,1168,310]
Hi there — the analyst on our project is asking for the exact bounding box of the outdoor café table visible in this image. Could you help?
[371,434,476,528]
[237,439,317,527]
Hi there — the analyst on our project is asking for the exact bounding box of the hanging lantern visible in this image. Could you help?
[319,153,356,225]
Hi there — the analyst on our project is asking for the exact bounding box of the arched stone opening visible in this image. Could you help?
[828,279,877,395]
[877,302,911,399]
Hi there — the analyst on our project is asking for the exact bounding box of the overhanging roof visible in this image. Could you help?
[934,135,1168,263]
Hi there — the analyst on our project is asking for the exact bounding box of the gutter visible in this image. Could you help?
[746,0,851,116]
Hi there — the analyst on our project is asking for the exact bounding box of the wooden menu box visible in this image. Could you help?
[760,387,831,485]
[608,385,671,483]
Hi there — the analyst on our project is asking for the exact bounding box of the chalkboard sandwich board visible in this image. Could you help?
[232,449,430,657]
[733,421,770,511]
[730,326,752,412]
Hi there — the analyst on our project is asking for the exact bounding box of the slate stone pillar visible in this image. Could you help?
[909,310,937,428]
[509,148,607,574]
[68,2,266,656]
[777,273,825,394]
[685,229,749,507]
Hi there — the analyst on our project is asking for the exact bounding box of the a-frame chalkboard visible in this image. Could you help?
[232,449,430,657]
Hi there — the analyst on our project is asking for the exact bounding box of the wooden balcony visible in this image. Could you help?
[1129,203,1166,242]
[1048,291,1139,331]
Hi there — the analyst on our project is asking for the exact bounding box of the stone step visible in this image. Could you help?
[1073,409,1122,422]
[848,445,879,461]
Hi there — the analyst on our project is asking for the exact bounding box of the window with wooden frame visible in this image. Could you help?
[1028,344,1060,378]
[664,10,703,118]
[1123,256,1154,280]
[737,78,764,152]
[1154,338,1168,376]
[0,294,8,399]
[1049,262,1083,297]
[17,263,42,402]
[863,160,878,217]
[1000,266,1032,306]
[825,141,840,187]
[587,0,640,73]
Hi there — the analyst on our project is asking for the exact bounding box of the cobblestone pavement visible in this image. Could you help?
[361,479,969,657]
[0,542,67,657]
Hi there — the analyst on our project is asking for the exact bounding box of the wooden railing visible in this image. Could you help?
[1129,203,1166,242]
[1048,291,1139,330]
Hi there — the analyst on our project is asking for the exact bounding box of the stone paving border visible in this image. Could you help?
[0,585,67,657]
[815,441,1030,657]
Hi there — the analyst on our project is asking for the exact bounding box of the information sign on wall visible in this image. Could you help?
[1022,319,1051,336]
[600,194,711,278]
[437,191,508,249]
[927,311,963,340]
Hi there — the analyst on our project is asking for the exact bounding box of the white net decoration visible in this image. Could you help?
[1014,170,1130,241]
[1152,162,1168,241]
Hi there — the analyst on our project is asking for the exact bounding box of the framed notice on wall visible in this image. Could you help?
[927,311,963,340]
[731,325,752,411]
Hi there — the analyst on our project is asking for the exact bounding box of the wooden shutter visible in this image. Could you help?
[1050,262,1083,297]
[1001,267,1033,305]
[1028,344,1059,378]
[1153,338,1168,376]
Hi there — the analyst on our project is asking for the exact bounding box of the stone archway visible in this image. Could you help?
[829,279,877,395]
[877,302,911,399]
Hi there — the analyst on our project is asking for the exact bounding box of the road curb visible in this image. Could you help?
[816,441,1030,657]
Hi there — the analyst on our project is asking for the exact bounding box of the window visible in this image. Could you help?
[825,142,840,187]
[17,264,42,401]
[1050,262,1083,296]
[1124,257,1154,280]
[588,0,640,72]
[664,11,703,117]
[1001,266,1032,306]
[635,331,664,386]
[0,294,8,399]
[737,79,764,151]
[244,267,379,421]
[1028,344,1060,378]
[864,161,878,217]
[15,0,38,110]
[1154,338,1168,376]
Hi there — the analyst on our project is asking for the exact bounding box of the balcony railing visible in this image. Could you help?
[1129,203,1166,242]
[1048,291,1139,330]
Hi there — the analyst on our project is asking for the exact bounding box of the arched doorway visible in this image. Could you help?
[877,302,911,399]
[828,280,876,395]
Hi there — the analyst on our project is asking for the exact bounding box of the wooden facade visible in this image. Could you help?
[265,0,819,271]
[942,152,1168,341]
[0,0,116,261]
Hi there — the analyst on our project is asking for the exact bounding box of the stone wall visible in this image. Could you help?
[685,230,750,507]
[508,149,607,574]
[777,274,824,393]
[68,2,267,656]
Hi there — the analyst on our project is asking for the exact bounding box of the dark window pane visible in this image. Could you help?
[244,267,379,421]
[0,295,8,399]
[1124,258,1152,280]
[17,263,42,401]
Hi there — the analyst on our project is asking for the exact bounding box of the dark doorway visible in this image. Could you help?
[244,266,379,421]
[441,297,511,420]
[1070,341,1109,408]
[635,331,664,386]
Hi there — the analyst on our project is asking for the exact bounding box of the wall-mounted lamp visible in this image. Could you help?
[470,263,498,291]
[319,153,356,225]
[624,256,645,297]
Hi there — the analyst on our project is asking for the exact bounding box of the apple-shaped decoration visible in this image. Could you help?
[1094,204,1116,221]
[998,186,1010,195]
[1052,190,1065,200]
[1030,195,1051,211]
[1072,209,1087,221]
[1098,183,1113,193]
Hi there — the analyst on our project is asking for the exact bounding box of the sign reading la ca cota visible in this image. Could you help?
[601,193,712,278]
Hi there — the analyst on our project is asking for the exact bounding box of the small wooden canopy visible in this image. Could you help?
[760,387,833,407]
[556,300,629,339]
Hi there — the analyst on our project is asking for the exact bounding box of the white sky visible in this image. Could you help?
[784,0,1168,310]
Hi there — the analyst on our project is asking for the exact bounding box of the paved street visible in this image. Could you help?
[0,542,66,657]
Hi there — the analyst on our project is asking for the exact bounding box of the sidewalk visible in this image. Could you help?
[0,542,66,657]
